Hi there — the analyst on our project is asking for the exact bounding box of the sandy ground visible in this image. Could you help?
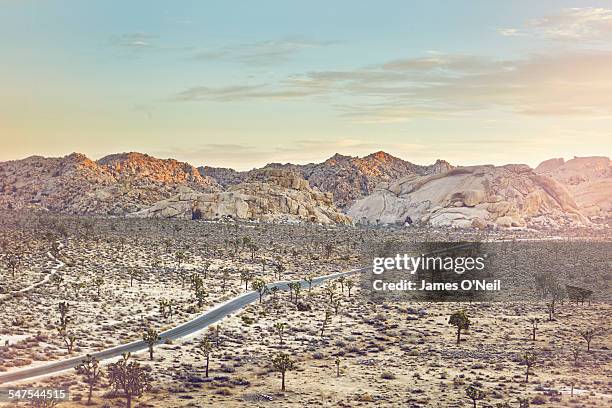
[0,213,610,407]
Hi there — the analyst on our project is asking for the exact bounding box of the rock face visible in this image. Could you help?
[130,169,351,225]
[198,166,243,187]
[0,152,219,215]
[536,156,612,219]
[200,151,453,210]
[348,164,588,229]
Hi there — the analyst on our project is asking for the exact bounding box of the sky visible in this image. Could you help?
[1,0,611,170]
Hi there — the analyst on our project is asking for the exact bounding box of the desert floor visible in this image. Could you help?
[0,212,610,407]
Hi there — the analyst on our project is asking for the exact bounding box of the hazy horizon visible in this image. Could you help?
[2,148,607,172]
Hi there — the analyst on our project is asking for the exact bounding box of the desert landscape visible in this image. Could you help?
[0,151,610,408]
[2,2,612,406]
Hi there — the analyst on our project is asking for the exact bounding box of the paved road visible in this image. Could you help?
[0,267,368,384]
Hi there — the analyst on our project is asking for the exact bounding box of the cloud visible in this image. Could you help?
[173,84,323,102]
[112,33,156,50]
[194,38,338,65]
[110,33,194,52]
[498,7,612,41]
[496,28,525,37]
[171,49,612,120]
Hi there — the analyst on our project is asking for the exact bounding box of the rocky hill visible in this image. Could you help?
[0,152,219,215]
[348,164,588,229]
[130,169,351,224]
[200,151,452,209]
[535,156,612,219]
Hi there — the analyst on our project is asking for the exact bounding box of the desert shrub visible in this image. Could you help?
[381,371,396,380]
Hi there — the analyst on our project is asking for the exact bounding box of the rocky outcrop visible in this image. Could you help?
[0,152,219,215]
[348,164,588,229]
[130,169,351,225]
[202,151,453,210]
[198,166,243,187]
[536,156,612,219]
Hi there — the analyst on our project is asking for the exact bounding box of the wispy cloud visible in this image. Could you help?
[194,38,338,65]
[112,33,156,50]
[173,84,323,102]
[498,7,612,41]
[172,49,612,121]
[110,32,194,52]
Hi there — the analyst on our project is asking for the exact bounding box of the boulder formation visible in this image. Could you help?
[200,151,453,210]
[0,152,219,215]
[535,156,612,219]
[348,164,588,229]
[130,169,351,225]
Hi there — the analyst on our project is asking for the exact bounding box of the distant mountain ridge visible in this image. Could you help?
[0,151,608,228]
[200,151,453,209]
[0,152,219,215]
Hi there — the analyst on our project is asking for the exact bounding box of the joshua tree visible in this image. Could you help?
[209,324,222,347]
[201,261,211,279]
[252,279,267,303]
[117,237,127,252]
[142,328,161,360]
[274,322,286,345]
[197,337,213,377]
[58,301,70,331]
[324,242,333,259]
[294,283,302,303]
[195,287,208,308]
[159,299,169,319]
[127,267,140,287]
[570,344,580,365]
[465,384,486,408]
[75,354,102,405]
[448,310,471,345]
[324,282,337,304]
[337,276,346,294]
[530,318,539,341]
[346,279,354,297]
[320,309,332,337]
[175,251,186,273]
[220,269,230,292]
[5,252,21,278]
[581,328,596,352]
[57,328,77,353]
[288,282,301,303]
[107,353,149,408]
[275,263,285,281]
[304,275,314,292]
[520,351,537,383]
[248,243,258,260]
[332,298,341,315]
[72,280,85,299]
[166,299,175,319]
[93,276,104,298]
[271,352,296,391]
[240,270,253,290]
[335,356,341,377]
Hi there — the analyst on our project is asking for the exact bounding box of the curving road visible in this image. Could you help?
[0,266,368,384]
